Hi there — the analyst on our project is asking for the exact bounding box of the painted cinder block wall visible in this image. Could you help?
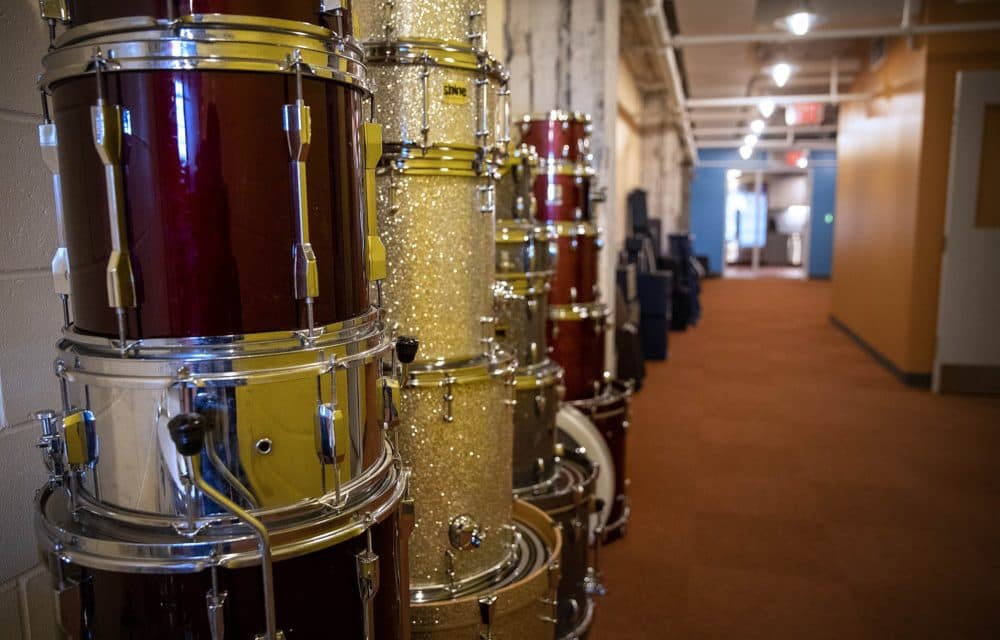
[0,1,67,638]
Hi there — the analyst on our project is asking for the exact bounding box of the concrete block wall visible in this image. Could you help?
[0,1,65,638]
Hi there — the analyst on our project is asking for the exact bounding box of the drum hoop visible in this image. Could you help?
[364,41,480,71]
[36,444,406,572]
[495,223,554,243]
[381,149,485,176]
[42,24,368,90]
[518,456,597,514]
[548,303,609,321]
[411,535,522,602]
[551,221,600,238]
[405,353,516,387]
[521,110,592,124]
[539,160,596,177]
[495,275,553,296]
[513,360,564,389]
[567,381,635,413]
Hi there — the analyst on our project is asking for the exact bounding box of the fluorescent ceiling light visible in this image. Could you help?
[744,134,758,146]
[758,99,776,118]
[771,63,792,88]
[775,2,825,37]
[750,119,766,135]
[739,144,753,160]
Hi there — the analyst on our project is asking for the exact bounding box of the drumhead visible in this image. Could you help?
[556,405,614,540]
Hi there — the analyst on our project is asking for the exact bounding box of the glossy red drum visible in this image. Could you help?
[569,381,633,541]
[62,0,350,31]
[547,303,609,402]
[44,19,371,339]
[519,111,592,164]
[532,164,594,223]
[549,221,602,305]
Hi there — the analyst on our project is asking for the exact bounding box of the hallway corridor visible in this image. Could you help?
[591,279,1000,639]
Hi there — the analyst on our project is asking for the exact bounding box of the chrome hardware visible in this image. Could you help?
[91,50,136,346]
[362,122,387,282]
[534,388,546,415]
[39,0,69,21]
[534,457,546,482]
[441,376,456,423]
[379,376,401,428]
[419,52,431,150]
[283,51,319,334]
[444,549,458,594]
[381,0,395,41]
[497,82,512,146]
[474,73,489,143]
[61,409,98,471]
[585,518,608,596]
[477,593,497,640]
[571,484,586,543]
[315,401,344,504]
[355,515,380,640]
[477,179,496,215]
[467,10,486,51]
[167,414,282,640]
[255,437,274,455]
[448,513,483,551]
[49,546,83,640]
[206,566,227,640]
[540,561,561,624]
[34,409,65,481]
[38,98,71,325]
[480,315,496,352]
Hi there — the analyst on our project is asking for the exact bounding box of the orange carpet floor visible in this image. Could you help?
[589,278,1000,639]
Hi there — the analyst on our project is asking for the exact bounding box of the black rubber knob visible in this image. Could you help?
[396,336,419,364]
[594,498,606,512]
[167,413,207,457]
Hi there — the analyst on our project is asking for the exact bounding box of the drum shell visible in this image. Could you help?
[496,290,549,369]
[400,359,515,589]
[547,305,609,402]
[519,115,591,164]
[549,223,601,306]
[533,171,591,223]
[495,148,538,221]
[569,382,632,534]
[377,161,494,363]
[63,0,345,30]
[56,320,386,516]
[355,0,486,48]
[411,500,560,640]
[510,362,563,491]
[51,69,369,339]
[522,457,597,639]
[367,48,505,153]
[495,219,556,280]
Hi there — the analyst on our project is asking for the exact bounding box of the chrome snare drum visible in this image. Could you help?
[366,43,509,155]
[510,361,564,491]
[495,219,556,367]
[400,355,517,596]
[356,0,488,50]
[54,311,391,515]
[377,149,496,363]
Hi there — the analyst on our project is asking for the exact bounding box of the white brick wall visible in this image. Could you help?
[1,1,65,638]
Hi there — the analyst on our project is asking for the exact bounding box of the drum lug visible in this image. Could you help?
[39,0,70,22]
[283,51,320,334]
[362,123,388,282]
[477,178,496,215]
[419,52,431,150]
[467,10,486,51]
[315,401,345,504]
[441,376,456,423]
[356,516,380,640]
[496,82,512,147]
[475,71,490,147]
[477,593,497,639]
[48,547,85,640]
[585,501,608,597]
[38,100,72,325]
[538,560,561,624]
[205,566,228,640]
[380,0,395,41]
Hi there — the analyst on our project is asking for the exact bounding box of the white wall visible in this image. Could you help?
[616,57,644,254]
[0,2,66,639]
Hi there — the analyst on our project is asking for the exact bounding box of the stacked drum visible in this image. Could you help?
[356,2,562,638]
[494,144,604,639]
[30,2,413,638]
[520,112,635,541]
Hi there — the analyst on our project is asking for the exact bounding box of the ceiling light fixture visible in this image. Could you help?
[744,134,758,147]
[775,2,825,36]
[750,119,766,135]
[739,144,754,160]
[758,99,776,118]
[771,62,792,88]
[796,156,809,169]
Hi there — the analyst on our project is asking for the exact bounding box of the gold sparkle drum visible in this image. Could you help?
[510,361,564,491]
[366,44,509,156]
[378,149,495,363]
[53,311,390,515]
[356,0,488,50]
[411,500,561,639]
[401,355,517,595]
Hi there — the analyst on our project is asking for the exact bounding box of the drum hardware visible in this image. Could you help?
[467,10,486,51]
[206,565,227,640]
[539,560,561,625]
[166,412,284,640]
[34,409,66,482]
[584,520,607,597]
[363,122,389,286]
[441,375,456,423]
[356,513,381,640]
[449,514,485,550]
[419,51,432,150]
[283,50,321,335]
[90,50,136,347]
[38,92,71,327]
[477,178,496,214]
[47,541,84,640]
[315,400,345,504]
[477,592,497,639]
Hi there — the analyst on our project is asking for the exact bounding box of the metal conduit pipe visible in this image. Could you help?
[671,21,1000,47]
[686,93,871,109]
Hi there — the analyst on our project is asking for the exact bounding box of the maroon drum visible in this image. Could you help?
[62,0,350,31]
[44,18,371,339]
[532,164,594,223]
[547,303,609,402]
[519,111,592,164]
[549,221,602,305]
[569,381,633,541]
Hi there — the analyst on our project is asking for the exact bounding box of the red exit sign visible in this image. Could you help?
[785,103,825,126]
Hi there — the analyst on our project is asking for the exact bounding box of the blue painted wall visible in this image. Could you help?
[690,148,751,274]
[808,150,837,278]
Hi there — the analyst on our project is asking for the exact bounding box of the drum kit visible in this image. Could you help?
[23,1,634,638]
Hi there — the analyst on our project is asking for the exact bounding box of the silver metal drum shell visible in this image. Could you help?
[495,219,556,279]
[56,322,390,517]
[510,362,564,491]
[495,290,550,369]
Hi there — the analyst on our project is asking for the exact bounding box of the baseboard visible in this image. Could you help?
[937,365,1000,395]
[829,316,932,389]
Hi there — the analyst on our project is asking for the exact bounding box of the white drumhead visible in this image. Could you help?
[556,405,615,538]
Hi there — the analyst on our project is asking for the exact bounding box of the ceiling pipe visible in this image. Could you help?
[641,0,698,164]
[697,139,837,150]
[670,20,1000,47]
[693,124,837,136]
[687,92,870,108]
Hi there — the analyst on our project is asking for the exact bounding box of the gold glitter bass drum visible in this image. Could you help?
[377,149,496,363]
[356,0,489,50]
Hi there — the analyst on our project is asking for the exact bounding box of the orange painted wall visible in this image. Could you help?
[832,0,1000,375]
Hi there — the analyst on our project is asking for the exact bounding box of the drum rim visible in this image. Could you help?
[551,220,601,238]
[548,302,609,321]
[520,110,592,124]
[41,18,368,90]
[496,219,555,243]
[518,454,598,515]
[405,352,516,387]
[566,379,635,413]
[35,443,407,573]
[537,160,596,177]
[513,359,564,389]
[381,146,485,176]
[364,40,478,70]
